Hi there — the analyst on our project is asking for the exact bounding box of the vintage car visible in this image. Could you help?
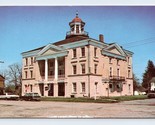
[147,92,155,98]
[0,93,19,100]
[20,92,41,101]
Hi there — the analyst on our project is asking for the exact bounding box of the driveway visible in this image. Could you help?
[0,99,155,118]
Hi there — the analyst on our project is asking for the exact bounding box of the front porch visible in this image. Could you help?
[38,82,66,97]
[36,56,66,97]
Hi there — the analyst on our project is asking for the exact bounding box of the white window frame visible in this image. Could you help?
[81,82,86,93]
[72,82,77,93]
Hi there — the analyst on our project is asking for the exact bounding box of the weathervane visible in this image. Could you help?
[76,10,78,17]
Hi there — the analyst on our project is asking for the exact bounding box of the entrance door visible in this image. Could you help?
[39,84,44,96]
[58,83,65,96]
[48,84,54,96]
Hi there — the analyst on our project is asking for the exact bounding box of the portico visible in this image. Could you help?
[35,47,67,97]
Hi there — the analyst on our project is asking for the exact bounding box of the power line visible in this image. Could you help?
[121,36,155,46]
[125,40,155,48]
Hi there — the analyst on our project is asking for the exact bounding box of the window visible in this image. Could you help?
[81,64,85,74]
[30,85,33,92]
[95,82,98,93]
[25,71,27,79]
[71,25,74,32]
[31,57,33,66]
[49,61,54,67]
[73,65,77,74]
[25,85,27,93]
[58,69,65,76]
[81,82,85,93]
[76,25,79,33]
[25,58,28,66]
[117,68,120,77]
[81,47,85,57]
[94,64,97,74]
[110,67,112,77]
[128,70,130,78]
[49,61,54,76]
[72,83,77,93]
[117,59,119,65]
[109,83,114,92]
[128,84,131,93]
[109,58,112,64]
[30,70,33,78]
[73,49,77,58]
[49,70,54,76]
[94,47,97,57]
[128,57,131,65]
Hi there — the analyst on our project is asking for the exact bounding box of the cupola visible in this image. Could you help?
[66,12,89,39]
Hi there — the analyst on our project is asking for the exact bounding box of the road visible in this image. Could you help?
[0,99,155,118]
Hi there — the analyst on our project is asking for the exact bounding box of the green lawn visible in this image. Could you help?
[41,95,148,103]
[102,95,148,101]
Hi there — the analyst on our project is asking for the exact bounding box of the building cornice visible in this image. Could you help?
[102,49,126,60]
[36,51,68,60]
[21,49,41,58]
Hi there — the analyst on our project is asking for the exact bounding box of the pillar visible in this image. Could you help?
[55,57,58,80]
[45,59,48,81]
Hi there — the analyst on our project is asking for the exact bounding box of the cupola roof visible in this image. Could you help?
[70,12,84,23]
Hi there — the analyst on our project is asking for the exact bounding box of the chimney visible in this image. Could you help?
[99,34,104,42]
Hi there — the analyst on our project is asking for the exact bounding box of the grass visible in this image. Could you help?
[108,95,148,101]
[41,95,148,103]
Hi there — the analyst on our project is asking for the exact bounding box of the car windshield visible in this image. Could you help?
[33,93,39,96]
[24,93,39,96]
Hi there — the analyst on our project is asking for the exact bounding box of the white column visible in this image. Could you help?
[45,59,48,81]
[79,24,81,34]
[55,57,58,80]
[74,24,76,34]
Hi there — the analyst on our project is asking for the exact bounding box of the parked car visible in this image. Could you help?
[147,91,155,98]
[20,93,41,101]
[0,93,19,100]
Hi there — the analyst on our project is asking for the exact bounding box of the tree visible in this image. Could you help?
[133,73,140,91]
[0,63,22,95]
[7,63,22,93]
[142,60,155,89]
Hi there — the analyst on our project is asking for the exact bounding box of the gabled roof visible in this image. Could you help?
[150,77,155,83]
[104,43,126,56]
[37,44,64,56]
[22,46,45,54]
[0,75,5,80]
[54,35,89,46]
[22,36,88,54]
[135,86,147,92]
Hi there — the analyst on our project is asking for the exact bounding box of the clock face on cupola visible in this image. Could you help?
[66,11,89,39]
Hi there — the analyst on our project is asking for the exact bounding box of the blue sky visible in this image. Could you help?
[0,6,155,82]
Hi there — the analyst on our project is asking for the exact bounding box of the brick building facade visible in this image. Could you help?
[21,14,133,98]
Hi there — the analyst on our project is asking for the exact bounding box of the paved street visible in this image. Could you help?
[0,99,155,118]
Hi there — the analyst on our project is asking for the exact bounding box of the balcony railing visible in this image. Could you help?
[66,31,89,36]
[40,74,65,81]
[109,75,125,82]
